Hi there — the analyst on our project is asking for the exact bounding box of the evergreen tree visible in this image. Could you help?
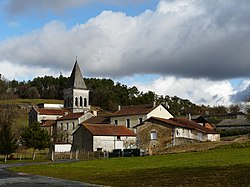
[21,123,51,160]
[0,123,17,163]
[0,105,18,163]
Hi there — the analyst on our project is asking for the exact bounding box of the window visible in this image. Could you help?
[64,99,67,107]
[67,97,70,107]
[80,96,83,107]
[66,123,69,130]
[84,98,87,107]
[60,123,63,130]
[75,97,78,107]
[66,135,69,143]
[117,136,121,140]
[138,118,143,124]
[126,119,130,128]
[72,122,75,129]
[150,130,157,140]
[114,120,118,126]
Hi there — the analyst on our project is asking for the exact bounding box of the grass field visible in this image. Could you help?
[10,147,250,186]
[0,98,63,105]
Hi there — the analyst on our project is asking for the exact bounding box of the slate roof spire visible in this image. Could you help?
[67,60,87,89]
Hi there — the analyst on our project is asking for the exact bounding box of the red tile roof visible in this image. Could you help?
[82,124,135,136]
[112,104,156,117]
[171,117,217,134]
[41,120,56,127]
[58,112,85,120]
[145,117,218,134]
[37,108,69,115]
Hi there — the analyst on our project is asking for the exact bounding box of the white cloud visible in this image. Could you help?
[0,61,68,81]
[130,76,234,106]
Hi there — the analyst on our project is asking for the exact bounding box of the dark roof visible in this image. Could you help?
[216,119,250,127]
[82,124,135,136]
[192,116,210,123]
[57,112,85,120]
[36,108,69,115]
[67,61,87,89]
[139,117,218,134]
[112,104,156,117]
[84,116,110,124]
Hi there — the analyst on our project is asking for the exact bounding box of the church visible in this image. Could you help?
[29,61,96,143]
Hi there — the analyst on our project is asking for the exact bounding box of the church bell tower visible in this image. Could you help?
[64,60,90,113]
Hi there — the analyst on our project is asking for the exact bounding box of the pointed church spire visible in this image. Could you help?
[67,60,87,89]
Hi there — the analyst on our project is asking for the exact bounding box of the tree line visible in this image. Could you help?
[0,74,243,115]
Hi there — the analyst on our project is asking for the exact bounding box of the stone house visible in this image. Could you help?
[110,104,173,130]
[72,123,136,152]
[134,117,220,154]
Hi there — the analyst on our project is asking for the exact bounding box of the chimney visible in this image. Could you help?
[188,113,191,121]
[118,105,121,111]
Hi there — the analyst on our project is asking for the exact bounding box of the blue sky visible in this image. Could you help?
[1,0,250,106]
[1,1,158,40]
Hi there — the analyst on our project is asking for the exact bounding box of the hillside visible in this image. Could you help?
[0,99,63,129]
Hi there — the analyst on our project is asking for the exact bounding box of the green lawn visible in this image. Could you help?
[10,147,250,186]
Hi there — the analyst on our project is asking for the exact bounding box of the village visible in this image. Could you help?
[1,1,250,186]
[28,61,249,158]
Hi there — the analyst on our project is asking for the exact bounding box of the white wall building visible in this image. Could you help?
[110,104,173,130]
[73,123,136,152]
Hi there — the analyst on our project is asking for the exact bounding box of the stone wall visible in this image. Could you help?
[136,120,173,154]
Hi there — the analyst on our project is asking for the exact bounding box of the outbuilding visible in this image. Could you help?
[73,123,136,152]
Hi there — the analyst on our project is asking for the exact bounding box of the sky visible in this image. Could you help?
[1,0,250,106]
